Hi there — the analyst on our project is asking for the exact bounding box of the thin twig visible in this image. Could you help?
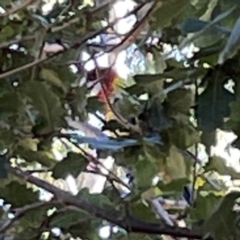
[85,169,126,187]
[51,16,81,33]
[69,138,130,190]
[191,144,198,204]
[191,79,199,205]
[58,135,130,190]
[0,57,50,79]
[0,3,146,80]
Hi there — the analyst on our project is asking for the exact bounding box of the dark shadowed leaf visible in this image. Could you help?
[15,146,56,167]
[114,233,153,240]
[192,39,225,65]
[52,152,87,179]
[180,18,231,35]
[0,181,39,208]
[189,193,222,222]
[167,123,200,149]
[227,86,240,138]
[197,73,235,132]
[166,88,194,113]
[20,204,56,229]
[145,99,172,131]
[134,68,204,86]
[0,154,8,179]
[130,202,156,222]
[67,219,101,240]
[153,0,189,28]
[40,68,68,93]
[50,209,90,228]
[143,142,166,168]
[157,178,189,193]
[24,81,64,134]
[203,192,240,240]
[134,159,158,189]
[0,127,16,150]
[0,92,24,115]
[77,188,116,210]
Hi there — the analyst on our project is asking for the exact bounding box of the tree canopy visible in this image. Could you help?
[1,0,240,240]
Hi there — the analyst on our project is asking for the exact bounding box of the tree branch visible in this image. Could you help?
[9,166,206,239]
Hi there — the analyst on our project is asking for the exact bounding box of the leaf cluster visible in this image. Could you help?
[1,0,240,240]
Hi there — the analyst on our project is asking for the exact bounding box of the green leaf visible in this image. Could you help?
[205,155,240,179]
[52,152,87,179]
[167,123,200,149]
[192,39,225,65]
[0,26,15,40]
[203,192,240,240]
[218,15,240,64]
[20,204,55,229]
[77,188,116,210]
[24,81,64,135]
[197,71,235,132]
[40,68,68,93]
[166,88,194,114]
[15,146,56,167]
[133,74,165,85]
[153,0,189,28]
[114,145,144,166]
[86,96,105,113]
[0,181,39,208]
[134,159,158,189]
[157,178,189,193]
[130,202,157,222]
[67,219,101,240]
[143,142,166,168]
[50,209,90,228]
[165,146,188,180]
[114,97,140,119]
[189,192,222,222]
[134,68,204,86]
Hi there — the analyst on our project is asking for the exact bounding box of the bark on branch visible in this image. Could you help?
[9,166,205,239]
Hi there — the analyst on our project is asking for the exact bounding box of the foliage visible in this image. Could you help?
[0,0,240,240]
